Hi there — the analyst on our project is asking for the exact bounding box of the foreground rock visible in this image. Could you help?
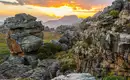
[0,58,60,80]
[0,14,62,80]
[4,13,44,56]
[52,73,96,80]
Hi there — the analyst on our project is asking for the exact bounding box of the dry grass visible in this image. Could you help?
[44,31,62,43]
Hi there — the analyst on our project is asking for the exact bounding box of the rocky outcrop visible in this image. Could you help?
[0,58,60,79]
[51,29,80,51]
[62,0,130,78]
[4,13,44,56]
[21,59,60,80]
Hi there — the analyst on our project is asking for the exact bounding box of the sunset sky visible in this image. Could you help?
[0,0,114,22]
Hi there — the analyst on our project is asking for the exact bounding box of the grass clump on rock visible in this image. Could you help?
[55,50,76,72]
[37,43,62,60]
[15,78,34,80]
[103,76,125,80]
[109,10,119,18]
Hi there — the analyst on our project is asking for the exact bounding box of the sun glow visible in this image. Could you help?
[31,5,100,18]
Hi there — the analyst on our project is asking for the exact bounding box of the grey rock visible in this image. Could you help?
[51,40,61,46]
[59,36,69,44]
[4,13,44,54]
[52,73,96,80]
[111,0,124,11]
[56,25,76,34]
[21,36,43,53]
[0,74,6,79]
[60,43,68,51]
[0,61,32,78]
[7,55,25,64]
[21,59,60,80]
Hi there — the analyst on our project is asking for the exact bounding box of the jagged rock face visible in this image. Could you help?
[4,13,44,55]
[0,58,60,79]
[68,0,130,77]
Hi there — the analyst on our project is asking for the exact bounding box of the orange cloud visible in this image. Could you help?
[0,0,114,20]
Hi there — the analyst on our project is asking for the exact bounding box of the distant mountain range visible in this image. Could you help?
[43,15,82,28]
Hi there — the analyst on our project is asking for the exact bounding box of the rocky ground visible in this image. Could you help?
[57,0,130,78]
[0,0,130,80]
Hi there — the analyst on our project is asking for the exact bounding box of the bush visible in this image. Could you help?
[37,43,62,59]
[103,76,125,80]
[16,78,33,80]
[109,10,119,18]
[55,50,76,72]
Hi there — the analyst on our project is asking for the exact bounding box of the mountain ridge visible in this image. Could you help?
[43,15,82,28]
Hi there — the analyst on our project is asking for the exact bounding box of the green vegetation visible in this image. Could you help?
[44,32,62,43]
[55,50,76,72]
[109,10,119,18]
[0,43,9,54]
[103,76,125,80]
[0,33,9,54]
[75,41,89,49]
[0,33,9,64]
[14,78,33,80]
[37,43,62,59]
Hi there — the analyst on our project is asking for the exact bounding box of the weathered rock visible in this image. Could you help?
[21,59,60,80]
[65,0,130,77]
[4,13,44,56]
[56,25,76,34]
[59,30,80,49]
[0,61,32,78]
[111,0,124,11]
[60,43,68,51]
[0,74,6,79]
[52,73,96,80]
[21,36,43,53]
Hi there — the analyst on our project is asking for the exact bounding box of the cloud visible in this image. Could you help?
[0,0,114,10]
[0,1,19,5]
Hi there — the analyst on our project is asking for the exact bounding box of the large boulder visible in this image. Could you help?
[21,36,43,53]
[4,13,44,56]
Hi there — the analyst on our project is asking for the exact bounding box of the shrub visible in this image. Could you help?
[109,10,119,18]
[37,43,62,59]
[16,78,33,80]
[126,23,130,27]
[55,50,76,72]
[103,76,125,80]
[0,57,4,64]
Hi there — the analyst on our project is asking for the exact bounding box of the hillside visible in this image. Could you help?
[55,0,130,79]
[0,0,130,80]
[44,15,81,28]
